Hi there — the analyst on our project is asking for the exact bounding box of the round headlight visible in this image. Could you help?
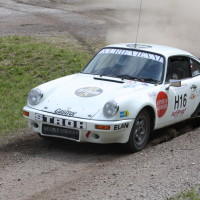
[28,88,43,105]
[103,100,119,118]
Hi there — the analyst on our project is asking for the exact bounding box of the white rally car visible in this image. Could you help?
[23,43,200,152]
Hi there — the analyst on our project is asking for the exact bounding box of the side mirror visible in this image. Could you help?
[165,79,181,90]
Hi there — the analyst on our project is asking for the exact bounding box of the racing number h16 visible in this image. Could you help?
[174,94,187,110]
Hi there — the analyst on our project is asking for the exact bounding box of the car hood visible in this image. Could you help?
[31,73,155,119]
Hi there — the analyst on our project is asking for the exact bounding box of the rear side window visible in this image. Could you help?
[190,59,200,77]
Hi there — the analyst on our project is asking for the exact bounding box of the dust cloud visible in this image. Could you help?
[101,0,200,56]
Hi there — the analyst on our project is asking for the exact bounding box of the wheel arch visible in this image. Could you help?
[123,105,155,153]
[142,105,156,132]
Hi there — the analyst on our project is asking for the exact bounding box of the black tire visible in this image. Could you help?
[124,109,150,153]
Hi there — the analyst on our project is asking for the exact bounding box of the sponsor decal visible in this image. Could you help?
[172,108,186,118]
[120,111,130,118]
[156,92,168,118]
[189,93,196,100]
[127,80,135,84]
[86,131,91,138]
[42,125,79,140]
[123,84,136,89]
[141,82,149,86]
[148,92,157,97]
[123,80,149,88]
[75,87,103,97]
[192,70,200,76]
[55,108,77,117]
[99,49,164,63]
[123,80,136,88]
[114,123,129,130]
[35,113,86,129]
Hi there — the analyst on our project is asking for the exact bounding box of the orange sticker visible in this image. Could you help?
[156,92,168,118]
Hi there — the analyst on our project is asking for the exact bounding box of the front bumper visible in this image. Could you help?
[23,106,134,144]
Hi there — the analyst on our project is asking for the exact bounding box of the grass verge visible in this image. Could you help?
[0,36,91,136]
[169,185,200,200]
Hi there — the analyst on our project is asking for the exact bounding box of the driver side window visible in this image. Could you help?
[165,56,191,82]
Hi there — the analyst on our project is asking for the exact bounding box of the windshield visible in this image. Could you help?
[82,48,165,83]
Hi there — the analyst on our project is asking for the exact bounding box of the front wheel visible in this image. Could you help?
[124,109,150,153]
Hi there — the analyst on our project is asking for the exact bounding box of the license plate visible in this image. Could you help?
[42,124,79,141]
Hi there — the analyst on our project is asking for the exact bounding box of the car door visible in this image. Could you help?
[157,55,198,127]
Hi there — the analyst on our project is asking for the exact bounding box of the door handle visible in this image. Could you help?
[191,84,197,90]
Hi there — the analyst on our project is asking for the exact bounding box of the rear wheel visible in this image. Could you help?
[124,109,150,153]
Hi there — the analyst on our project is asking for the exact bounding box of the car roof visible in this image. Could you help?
[105,43,193,57]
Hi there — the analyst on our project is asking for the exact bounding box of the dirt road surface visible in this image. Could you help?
[0,0,200,199]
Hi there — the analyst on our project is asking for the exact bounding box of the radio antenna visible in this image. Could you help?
[135,0,143,48]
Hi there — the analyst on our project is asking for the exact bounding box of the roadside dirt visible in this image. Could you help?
[0,0,200,200]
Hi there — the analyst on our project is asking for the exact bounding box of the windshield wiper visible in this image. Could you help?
[99,74,110,77]
[141,77,161,84]
[93,76,124,83]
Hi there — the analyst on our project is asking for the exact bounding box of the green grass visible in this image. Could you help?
[0,36,91,135]
[169,186,200,200]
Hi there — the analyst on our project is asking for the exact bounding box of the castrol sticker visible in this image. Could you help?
[156,92,168,118]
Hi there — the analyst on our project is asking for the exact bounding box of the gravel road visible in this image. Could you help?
[0,0,200,199]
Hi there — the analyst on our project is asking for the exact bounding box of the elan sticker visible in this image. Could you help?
[114,123,129,130]
[75,87,103,97]
[156,92,168,118]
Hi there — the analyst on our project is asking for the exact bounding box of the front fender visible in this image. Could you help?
[92,92,157,121]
